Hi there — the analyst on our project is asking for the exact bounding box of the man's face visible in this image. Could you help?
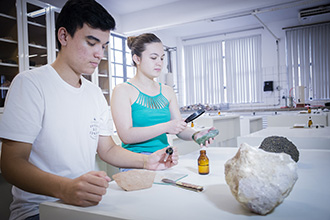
[65,23,110,75]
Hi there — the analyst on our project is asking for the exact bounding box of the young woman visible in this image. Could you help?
[111,33,215,158]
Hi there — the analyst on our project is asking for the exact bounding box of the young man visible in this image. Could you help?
[0,1,178,219]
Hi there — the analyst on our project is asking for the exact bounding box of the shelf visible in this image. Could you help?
[0,87,9,90]
[0,62,18,68]
[27,20,46,28]
[29,66,44,69]
[0,38,18,44]
[98,73,108,78]
[28,43,47,50]
[102,89,109,94]
[0,13,16,21]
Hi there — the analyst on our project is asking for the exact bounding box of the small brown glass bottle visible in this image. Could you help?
[308,116,313,128]
[308,107,311,114]
[198,150,209,175]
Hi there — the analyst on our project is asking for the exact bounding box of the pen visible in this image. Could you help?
[163,146,173,162]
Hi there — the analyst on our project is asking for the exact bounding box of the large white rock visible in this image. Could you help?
[224,143,298,215]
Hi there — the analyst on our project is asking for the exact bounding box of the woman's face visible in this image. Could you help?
[135,42,165,79]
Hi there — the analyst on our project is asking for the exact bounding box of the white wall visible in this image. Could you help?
[106,0,329,109]
[153,16,327,109]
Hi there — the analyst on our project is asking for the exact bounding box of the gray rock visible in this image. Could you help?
[195,129,219,145]
[259,136,299,162]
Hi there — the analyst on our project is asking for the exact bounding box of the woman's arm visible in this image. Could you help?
[164,85,196,140]
[164,86,216,146]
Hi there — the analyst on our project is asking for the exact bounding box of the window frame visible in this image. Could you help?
[110,33,133,88]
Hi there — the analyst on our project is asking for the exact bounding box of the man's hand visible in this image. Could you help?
[59,171,111,207]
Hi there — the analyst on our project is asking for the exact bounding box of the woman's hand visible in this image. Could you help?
[193,127,218,147]
[165,119,187,134]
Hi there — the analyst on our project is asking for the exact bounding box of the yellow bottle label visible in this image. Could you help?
[198,158,209,174]
[198,165,209,174]
[308,120,313,127]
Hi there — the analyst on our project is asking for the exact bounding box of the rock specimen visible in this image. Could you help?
[224,143,298,215]
[112,169,156,191]
[195,129,219,145]
[259,136,299,162]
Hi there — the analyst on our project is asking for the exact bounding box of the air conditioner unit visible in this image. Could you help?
[299,4,330,19]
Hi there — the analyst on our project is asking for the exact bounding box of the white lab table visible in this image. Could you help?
[240,116,263,136]
[237,126,330,149]
[40,147,330,220]
[267,112,328,127]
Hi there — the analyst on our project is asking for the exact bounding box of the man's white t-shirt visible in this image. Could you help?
[0,64,113,220]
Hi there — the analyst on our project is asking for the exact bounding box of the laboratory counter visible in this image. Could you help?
[40,147,330,220]
[237,126,330,149]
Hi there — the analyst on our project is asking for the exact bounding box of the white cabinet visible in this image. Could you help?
[17,0,60,70]
[0,0,60,109]
[0,0,19,108]
[1,0,112,109]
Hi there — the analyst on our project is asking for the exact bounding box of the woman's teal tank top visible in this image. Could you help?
[121,82,171,153]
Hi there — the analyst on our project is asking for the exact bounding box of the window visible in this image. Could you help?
[286,23,330,101]
[110,33,134,89]
[225,35,262,104]
[182,35,262,105]
[183,41,224,105]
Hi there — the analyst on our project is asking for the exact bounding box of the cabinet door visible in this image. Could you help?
[0,0,19,108]
[17,0,59,71]
[0,0,59,109]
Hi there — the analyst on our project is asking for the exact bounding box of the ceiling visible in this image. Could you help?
[40,0,330,39]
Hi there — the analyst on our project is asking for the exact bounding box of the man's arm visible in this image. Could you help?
[97,136,178,170]
[1,139,110,207]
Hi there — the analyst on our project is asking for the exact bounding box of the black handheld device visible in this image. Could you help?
[184,109,205,123]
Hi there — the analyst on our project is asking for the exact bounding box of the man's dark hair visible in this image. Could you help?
[55,0,116,50]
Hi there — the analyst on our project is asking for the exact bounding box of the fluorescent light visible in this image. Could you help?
[27,8,46,18]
